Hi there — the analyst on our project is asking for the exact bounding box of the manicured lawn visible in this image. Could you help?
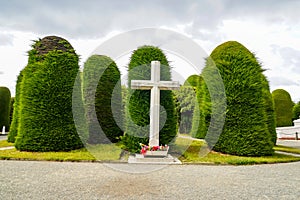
[174,137,300,165]
[0,143,122,162]
[0,140,14,148]
[1,137,300,165]
[274,145,300,154]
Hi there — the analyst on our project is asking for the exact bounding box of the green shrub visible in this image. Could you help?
[0,87,11,132]
[122,46,178,152]
[9,97,14,125]
[293,101,300,120]
[202,41,274,156]
[184,74,199,88]
[8,69,24,142]
[272,89,293,127]
[173,86,196,134]
[261,76,277,145]
[190,75,212,139]
[15,36,83,152]
[83,55,123,144]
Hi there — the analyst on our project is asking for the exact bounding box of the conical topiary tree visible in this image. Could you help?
[8,69,24,142]
[15,36,83,152]
[272,89,294,127]
[200,41,274,156]
[0,87,11,132]
[83,55,123,144]
[122,46,178,152]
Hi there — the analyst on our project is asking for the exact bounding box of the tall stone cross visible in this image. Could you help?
[131,61,180,147]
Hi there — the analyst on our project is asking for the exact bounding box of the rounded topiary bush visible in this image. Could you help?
[8,69,24,143]
[83,55,123,144]
[293,101,300,120]
[202,41,274,156]
[272,89,293,127]
[122,45,178,152]
[15,36,83,152]
[0,87,11,132]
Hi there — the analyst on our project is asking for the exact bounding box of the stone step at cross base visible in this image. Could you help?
[128,154,182,165]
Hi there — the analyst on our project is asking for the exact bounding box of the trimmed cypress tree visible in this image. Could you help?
[262,76,277,145]
[8,69,24,142]
[202,41,274,156]
[190,75,213,139]
[9,97,14,126]
[15,36,83,151]
[184,74,200,88]
[272,89,293,127]
[122,46,178,152]
[0,87,11,132]
[173,86,196,134]
[83,55,123,144]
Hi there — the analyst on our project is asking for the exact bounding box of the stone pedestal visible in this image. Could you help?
[128,154,181,165]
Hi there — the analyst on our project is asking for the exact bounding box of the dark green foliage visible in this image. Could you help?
[9,97,14,125]
[123,46,178,152]
[83,55,123,144]
[184,74,199,88]
[191,75,212,139]
[272,89,293,127]
[15,36,83,152]
[173,86,196,134]
[293,101,300,120]
[0,87,11,132]
[261,76,277,145]
[201,41,274,156]
[8,69,24,142]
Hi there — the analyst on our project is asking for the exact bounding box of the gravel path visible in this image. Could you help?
[0,160,299,200]
[0,135,7,141]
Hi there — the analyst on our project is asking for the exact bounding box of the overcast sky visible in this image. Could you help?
[0,0,300,101]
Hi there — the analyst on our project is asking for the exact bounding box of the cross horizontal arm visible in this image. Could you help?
[158,81,180,90]
[131,80,153,90]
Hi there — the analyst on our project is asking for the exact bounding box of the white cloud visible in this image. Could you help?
[0,0,300,101]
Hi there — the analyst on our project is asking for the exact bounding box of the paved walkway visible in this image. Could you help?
[0,160,299,199]
[277,140,300,149]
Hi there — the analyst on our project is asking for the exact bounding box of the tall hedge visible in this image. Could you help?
[9,97,14,125]
[83,55,123,144]
[122,46,178,152]
[190,75,211,138]
[272,89,293,127]
[262,76,277,145]
[0,87,11,132]
[173,86,195,134]
[184,74,200,89]
[8,69,24,142]
[201,41,274,156]
[15,36,83,151]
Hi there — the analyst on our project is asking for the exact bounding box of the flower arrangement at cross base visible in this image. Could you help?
[140,143,169,155]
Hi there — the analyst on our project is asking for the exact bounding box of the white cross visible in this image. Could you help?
[131,61,180,147]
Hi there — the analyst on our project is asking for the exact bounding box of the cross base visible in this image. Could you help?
[128,154,182,165]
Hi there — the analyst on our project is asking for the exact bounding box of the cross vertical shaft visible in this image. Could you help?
[149,61,160,146]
